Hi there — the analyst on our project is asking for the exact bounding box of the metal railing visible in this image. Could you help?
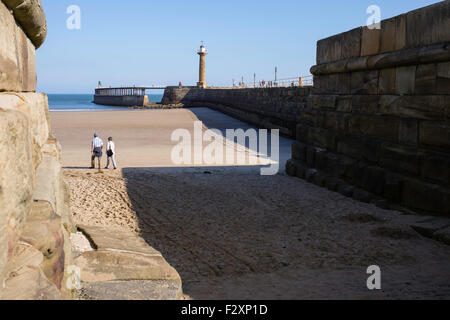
[232,75,313,89]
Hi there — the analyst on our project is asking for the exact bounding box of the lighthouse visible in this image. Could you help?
[197,43,208,88]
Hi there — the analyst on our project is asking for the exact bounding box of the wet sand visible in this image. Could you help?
[52,108,450,299]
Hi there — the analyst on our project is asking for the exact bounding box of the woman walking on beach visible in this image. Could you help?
[105,137,117,170]
[91,132,103,169]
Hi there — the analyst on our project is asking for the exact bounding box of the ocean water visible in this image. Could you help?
[48,94,163,111]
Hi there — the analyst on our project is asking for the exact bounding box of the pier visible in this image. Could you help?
[94,86,166,107]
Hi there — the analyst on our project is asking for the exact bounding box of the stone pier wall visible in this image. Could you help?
[162,86,311,138]
[0,0,74,299]
[287,1,450,216]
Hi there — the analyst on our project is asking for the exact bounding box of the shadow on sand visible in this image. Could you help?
[121,165,293,299]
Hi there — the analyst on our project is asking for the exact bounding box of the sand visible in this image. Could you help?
[52,108,450,300]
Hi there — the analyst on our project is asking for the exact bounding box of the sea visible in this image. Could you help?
[48,94,163,111]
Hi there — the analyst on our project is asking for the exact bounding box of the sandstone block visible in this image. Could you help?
[316,33,342,64]
[20,201,65,289]
[402,178,450,215]
[396,66,416,94]
[348,115,399,142]
[0,2,37,92]
[422,152,450,185]
[337,135,379,163]
[406,1,450,48]
[80,280,183,300]
[436,61,450,95]
[0,93,50,166]
[378,68,396,94]
[3,0,47,49]
[0,243,61,300]
[75,225,181,284]
[292,141,306,162]
[399,119,418,146]
[361,27,381,57]
[0,109,34,283]
[380,17,397,53]
[342,27,362,60]
[351,70,379,94]
[379,144,422,176]
[415,63,437,94]
[419,121,450,151]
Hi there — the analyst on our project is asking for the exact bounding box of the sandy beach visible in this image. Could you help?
[51,108,450,299]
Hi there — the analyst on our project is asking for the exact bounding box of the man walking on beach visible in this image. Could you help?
[91,132,103,169]
[105,137,117,170]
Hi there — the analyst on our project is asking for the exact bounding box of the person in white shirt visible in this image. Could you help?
[105,137,117,170]
[91,132,103,169]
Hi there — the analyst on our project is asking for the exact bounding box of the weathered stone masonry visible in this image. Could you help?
[287,1,450,217]
[0,0,74,299]
[162,1,450,217]
[162,86,311,138]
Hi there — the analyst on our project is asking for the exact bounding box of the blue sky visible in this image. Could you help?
[37,0,440,93]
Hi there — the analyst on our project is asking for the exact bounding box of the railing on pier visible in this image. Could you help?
[95,86,166,96]
[233,75,313,89]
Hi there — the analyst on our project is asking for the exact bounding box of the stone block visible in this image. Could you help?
[353,189,374,203]
[306,146,316,166]
[285,159,296,176]
[33,151,62,212]
[0,243,61,300]
[80,280,183,300]
[361,26,381,57]
[0,93,50,166]
[0,109,34,284]
[406,1,450,48]
[360,166,386,196]
[396,66,416,95]
[378,68,396,94]
[351,95,378,114]
[296,123,309,143]
[395,15,407,51]
[379,95,448,120]
[402,178,450,215]
[415,64,437,94]
[351,70,379,94]
[436,61,450,95]
[337,135,379,163]
[421,152,450,185]
[433,227,450,246]
[336,96,352,112]
[316,33,343,64]
[20,201,65,289]
[337,183,354,197]
[0,2,37,92]
[295,162,307,179]
[384,173,403,203]
[342,27,362,60]
[307,127,337,151]
[380,17,397,53]
[419,121,450,150]
[348,115,399,142]
[379,144,422,176]
[399,119,418,146]
[75,225,181,283]
[292,141,307,162]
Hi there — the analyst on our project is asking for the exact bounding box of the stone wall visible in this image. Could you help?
[162,86,311,138]
[286,1,450,216]
[0,0,74,299]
